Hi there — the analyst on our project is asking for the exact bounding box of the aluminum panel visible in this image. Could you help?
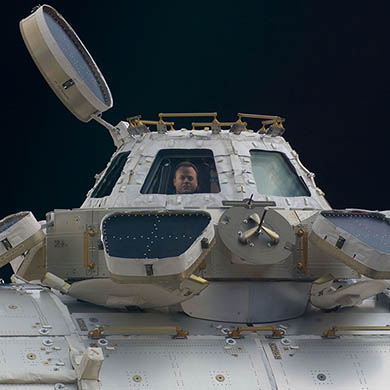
[0,337,75,384]
[71,311,236,338]
[46,210,96,278]
[182,281,310,323]
[263,336,390,390]
[0,288,71,336]
[98,337,272,390]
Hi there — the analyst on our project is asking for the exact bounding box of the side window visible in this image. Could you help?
[90,151,130,198]
[141,149,220,194]
[250,150,310,197]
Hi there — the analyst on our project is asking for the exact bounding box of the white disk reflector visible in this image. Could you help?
[20,5,113,122]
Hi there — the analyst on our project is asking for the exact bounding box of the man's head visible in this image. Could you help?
[173,162,199,194]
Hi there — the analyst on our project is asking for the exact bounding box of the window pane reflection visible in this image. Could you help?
[250,150,310,197]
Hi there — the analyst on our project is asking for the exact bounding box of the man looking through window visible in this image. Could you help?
[173,162,199,194]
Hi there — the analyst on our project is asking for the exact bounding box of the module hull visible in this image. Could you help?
[1,285,389,389]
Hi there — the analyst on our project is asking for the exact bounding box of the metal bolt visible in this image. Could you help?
[221,328,230,335]
[280,338,291,346]
[317,373,326,381]
[27,353,36,360]
[43,338,53,347]
[98,338,108,346]
[225,338,236,345]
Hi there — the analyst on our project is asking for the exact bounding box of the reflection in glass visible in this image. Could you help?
[250,150,310,197]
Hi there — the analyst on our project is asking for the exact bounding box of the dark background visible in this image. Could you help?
[2,1,389,222]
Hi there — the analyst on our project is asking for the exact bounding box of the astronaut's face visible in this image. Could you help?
[173,166,198,194]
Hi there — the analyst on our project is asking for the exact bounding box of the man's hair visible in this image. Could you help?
[174,161,199,176]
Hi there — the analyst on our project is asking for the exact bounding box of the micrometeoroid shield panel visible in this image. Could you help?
[101,211,215,278]
[102,213,211,259]
[311,210,390,279]
[43,11,107,105]
[19,5,112,122]
[325,213,390,254]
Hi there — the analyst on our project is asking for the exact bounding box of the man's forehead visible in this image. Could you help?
[175,166,197,176]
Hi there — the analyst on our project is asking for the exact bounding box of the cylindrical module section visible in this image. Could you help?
[0,211,44,267]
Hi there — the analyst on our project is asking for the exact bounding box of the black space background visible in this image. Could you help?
[2,1,389,222]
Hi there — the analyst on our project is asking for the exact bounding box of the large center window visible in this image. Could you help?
[141,149,220,194]
[250,150,310,197]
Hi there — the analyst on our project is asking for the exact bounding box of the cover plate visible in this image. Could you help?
[218,207,295,265]
[20,5,113,122]
[310,210,390,278]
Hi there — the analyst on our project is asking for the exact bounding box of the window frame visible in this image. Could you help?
[141,149,220,195]
[90,151,131,198]
[249,149,311,197]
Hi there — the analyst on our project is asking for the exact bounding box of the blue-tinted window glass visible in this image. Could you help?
[43,10,107,104]
[91,151,130,198]
[250,150,310,197]
[141,149,220,194]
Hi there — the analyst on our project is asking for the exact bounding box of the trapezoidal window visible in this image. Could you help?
[250,150,310,197]
[90,151,130,198]
[141,149,220,194]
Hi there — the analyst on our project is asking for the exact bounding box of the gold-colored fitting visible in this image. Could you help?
[88,326,105,339]
[296,262,304,271]
[127,115,144,127]
[322,325,390,339]
[228,325,284,339]
[173,326,189,339]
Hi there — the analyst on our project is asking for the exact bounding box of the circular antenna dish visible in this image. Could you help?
[20,5,113,122]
